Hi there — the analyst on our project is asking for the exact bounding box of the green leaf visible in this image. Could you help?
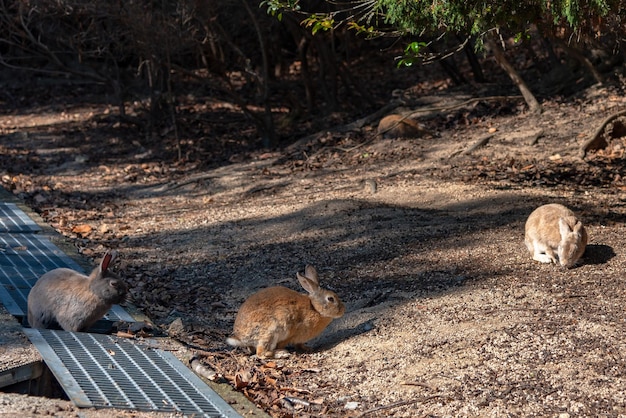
[405,41,427,55]
[302,14,334,35]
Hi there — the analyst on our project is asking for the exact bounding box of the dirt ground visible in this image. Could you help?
[2,68,626,417]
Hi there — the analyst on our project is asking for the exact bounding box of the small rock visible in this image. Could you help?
[364,179,377,193]
[344,401,359,410]
[167,317,186,336]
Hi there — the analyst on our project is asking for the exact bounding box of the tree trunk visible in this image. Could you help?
[458,35,486,83]
[241,0,277,148]
[554,39,603,85]
[486,34,542,114]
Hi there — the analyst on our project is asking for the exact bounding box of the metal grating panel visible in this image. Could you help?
[0,233,134,323]
[0,203,41,233]
[24,329,241,418]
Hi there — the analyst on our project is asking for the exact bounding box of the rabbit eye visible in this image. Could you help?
[327,296,335,303]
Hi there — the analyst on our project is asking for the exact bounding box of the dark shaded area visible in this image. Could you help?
[583,244,616,265]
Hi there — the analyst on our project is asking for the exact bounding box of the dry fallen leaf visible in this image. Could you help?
[72,224,93,235]
[234,369,253,389]
[280,387,311,394]
[262,361,278,369]
[234,374,247,389]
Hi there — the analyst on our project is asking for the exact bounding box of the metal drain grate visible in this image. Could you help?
[0,203,41,233]
[0,233,133,323]
[24,329,241,418]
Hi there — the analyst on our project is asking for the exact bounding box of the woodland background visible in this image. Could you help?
[1,0,624,154]
[3,1,626,417]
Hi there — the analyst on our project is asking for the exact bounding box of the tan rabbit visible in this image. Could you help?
[27,250,128,332]
[525,203,588,268]
[226,265,345,358]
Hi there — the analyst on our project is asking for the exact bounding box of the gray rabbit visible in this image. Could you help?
[27,250,128,332]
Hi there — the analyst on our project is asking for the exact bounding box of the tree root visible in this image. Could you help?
[287,95,523,153]
[580,109,626,158]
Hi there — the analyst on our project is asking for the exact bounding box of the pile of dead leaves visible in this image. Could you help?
[198,353,346,418]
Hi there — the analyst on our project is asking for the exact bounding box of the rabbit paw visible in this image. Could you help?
[253,345,275,358]
[530,243,557,264]
[533,250,557,264]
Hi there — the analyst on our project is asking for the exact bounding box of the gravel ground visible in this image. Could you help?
[2,80,626,417]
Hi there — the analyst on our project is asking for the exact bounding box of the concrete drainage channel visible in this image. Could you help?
[0,202,245,418]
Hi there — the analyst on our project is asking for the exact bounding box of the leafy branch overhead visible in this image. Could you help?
[272,0,617,37]
[267,0,620,113]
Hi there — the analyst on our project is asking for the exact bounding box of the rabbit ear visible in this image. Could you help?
[297,265,320,294]
[100,250,118,273]
[304,265,319,283]
[573,220,584,235]
[558,217,572,237]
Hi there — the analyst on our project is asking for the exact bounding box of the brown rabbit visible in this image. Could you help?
[226,265,345,358]
[525,203,588,268]
[27,250,128,332]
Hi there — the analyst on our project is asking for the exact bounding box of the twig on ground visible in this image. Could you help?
[401,381,437,391]
[404,95,523,119]
[449,133,495,159]
[286,100,404,152]
[463,133,495,155]
[481,307,547,315]
[288,95,523,153]
[358,395,444,417]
